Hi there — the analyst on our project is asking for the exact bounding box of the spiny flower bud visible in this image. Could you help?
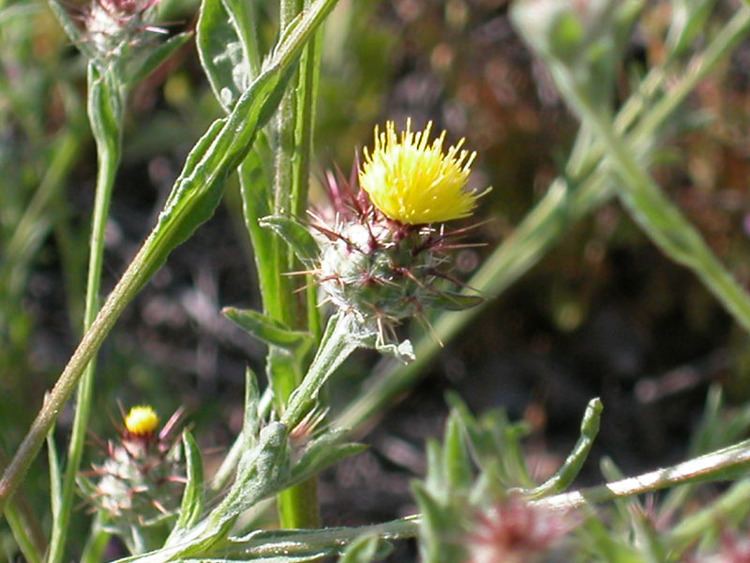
[80,405,185,553]
[124,405,159,436]
[84,0,161,63]
[309,121,486,352]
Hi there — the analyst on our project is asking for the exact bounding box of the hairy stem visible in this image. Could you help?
[533,438,750,511]
[48,66,124,563]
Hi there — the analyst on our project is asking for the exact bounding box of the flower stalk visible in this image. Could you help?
[48,63,125,563]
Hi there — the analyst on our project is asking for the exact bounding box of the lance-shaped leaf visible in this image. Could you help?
[168,431,204,540]
[338,535,384,563]
[197,0,254,112]
[287,429,367,488]
[125,32,194,89]
[260,215,320,265]
[423,291,484,312]
[223,307,313,351]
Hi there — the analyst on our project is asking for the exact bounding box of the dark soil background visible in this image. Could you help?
[4,0,750,559]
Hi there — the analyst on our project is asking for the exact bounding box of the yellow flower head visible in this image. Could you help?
[360,120,482,225]
[124,405,159,436]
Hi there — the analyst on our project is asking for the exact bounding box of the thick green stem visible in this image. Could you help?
[48,66,124,563]
[272,0,323,531]
[333,6,750,436]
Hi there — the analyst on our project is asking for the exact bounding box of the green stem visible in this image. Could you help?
[532,438,750,511]
[333,5,750,435]
[5,503,43,563]
[273,0,323,531]
[215,515,420,559]
[283,314,360,430]
[48,66,124,563]
[294,8,323,343]
[80,516,112,563]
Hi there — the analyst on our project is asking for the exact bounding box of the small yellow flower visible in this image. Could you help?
[360,120,483,225]
[124,405,159,436]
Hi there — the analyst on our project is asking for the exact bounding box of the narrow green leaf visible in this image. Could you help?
[289,430,367,487]
[4,505,43,563]
[442,412,472,492]
[338,535,381,563]
[522,397,603,499]
[125,32,194,89]
[197,0,252,112]
[667,0,717,57]
[87,65,123,155]
[222,0,263,76]
[282,313,361,429]
[411,482,466,563]
[47,0,95,60]
[423,291,484,312]
[260,215,319,264]
[172,431,205,533]
[223,307,313,350]
[47,432,61,521]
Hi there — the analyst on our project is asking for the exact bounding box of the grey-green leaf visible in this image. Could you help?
[289,430,367,488]
[197,0,251,112]
[260,215,320,264]
[170,431,204,536]
[125,32,194,89]
[223,307,313,350]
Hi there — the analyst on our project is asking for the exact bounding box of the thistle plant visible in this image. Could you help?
[79,406,185,554]
[6,1,750,562]
[298,120,485,353]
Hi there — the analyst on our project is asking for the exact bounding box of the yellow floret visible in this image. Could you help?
[360,120,483,225]
[125,405,159,436]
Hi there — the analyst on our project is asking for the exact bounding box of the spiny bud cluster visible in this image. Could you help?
[84,0,160,62]
[80,405,185,552]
